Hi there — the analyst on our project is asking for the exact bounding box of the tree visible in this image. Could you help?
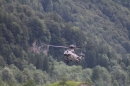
[113,80,119,86]
[0,77,4,86]
[27,17,50,44]
[34,54,44,70]
[85,78,94,86]
[33,71,44,85]
[2,67,16,83]
[92,66,111,86]
[22,68,33,81]
[62,24,86,46]
[111,66,128,86]
[58,74,69,86]
[0,23,14,43]
[0,56,6,67]
[42,56,49,72]
[86,50,97,68]
[82,68,92,81]
[23,80,36,86]
[97,54,109,68]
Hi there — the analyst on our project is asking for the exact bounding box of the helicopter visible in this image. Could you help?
[48,44,85,64]
[31,41,85,64]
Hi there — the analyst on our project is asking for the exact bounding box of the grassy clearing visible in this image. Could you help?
[45,81,82,86]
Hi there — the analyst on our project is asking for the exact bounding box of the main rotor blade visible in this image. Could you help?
[75,46,82,49]
[48,45,68,48]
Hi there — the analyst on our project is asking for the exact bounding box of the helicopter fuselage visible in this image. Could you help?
[63,49,83,64]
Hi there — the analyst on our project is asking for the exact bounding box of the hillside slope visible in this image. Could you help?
[42,0,130,68]
[0,0,130,86]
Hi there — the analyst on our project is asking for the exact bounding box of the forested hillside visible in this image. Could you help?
[0,0,130,86]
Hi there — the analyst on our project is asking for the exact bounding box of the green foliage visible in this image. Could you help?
[85,78,94,86]
[92,66,111,86]
[0,77,4,86]
[113,80,119,86]
[23,80,36,86]
[57,74,69,86]
[1,67,16,83]
[111,66,128,86]
[27,17,51,43]
[97,54,109,68]
[46,81,81,86]
[0,56,6,67]
[1,0,130,86]
[62,25,86,46]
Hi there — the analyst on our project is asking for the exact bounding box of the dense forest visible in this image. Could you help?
[0,0,130,86]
